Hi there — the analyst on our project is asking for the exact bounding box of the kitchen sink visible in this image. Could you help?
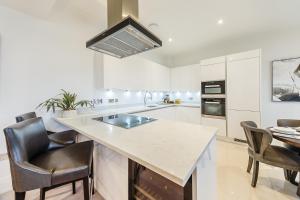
[146,105,158,108]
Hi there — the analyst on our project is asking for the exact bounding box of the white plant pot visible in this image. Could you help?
[62,110,77,118]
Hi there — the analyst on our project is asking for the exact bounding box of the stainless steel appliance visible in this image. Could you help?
[93,114,156,129]
[86,0,162,58]
[201,98,226,119]
[201,81,225,95]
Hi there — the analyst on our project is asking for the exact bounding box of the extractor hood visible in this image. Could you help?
[86,0,162,58]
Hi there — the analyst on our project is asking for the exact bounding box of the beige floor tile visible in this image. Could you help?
[1,140,299,199]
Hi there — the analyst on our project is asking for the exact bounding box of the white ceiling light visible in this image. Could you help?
[168,38,173,42]
[217,18,224,25]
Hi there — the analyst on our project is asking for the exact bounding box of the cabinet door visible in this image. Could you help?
[201,117,227,137]
[200,63,226,82]
[227,57,260,111]
[103,56,148,90]
[150,63,170,91]
[227,110,261,140]
[135,107,177,121]
[103,55,170,91]
[175,107,201,124]
[171,65,201,92]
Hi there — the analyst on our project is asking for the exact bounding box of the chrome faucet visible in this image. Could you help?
[144,91,153,106]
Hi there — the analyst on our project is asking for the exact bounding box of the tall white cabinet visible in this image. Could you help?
[226,49,261,140]
[199,56,227,137]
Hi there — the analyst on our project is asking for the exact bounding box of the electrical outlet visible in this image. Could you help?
[108,99,115,103]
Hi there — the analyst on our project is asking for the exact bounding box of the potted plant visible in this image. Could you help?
[37,89,91,118]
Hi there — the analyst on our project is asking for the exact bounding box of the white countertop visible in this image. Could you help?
[75,103,200,119]
[55,103,216,187]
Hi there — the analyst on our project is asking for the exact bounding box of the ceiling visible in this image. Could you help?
[1,0,300,66]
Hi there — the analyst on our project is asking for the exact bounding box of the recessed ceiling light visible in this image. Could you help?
[217,19,224,25]
[168,38,173,42]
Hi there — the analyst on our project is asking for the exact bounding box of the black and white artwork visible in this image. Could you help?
[273,57,300,102]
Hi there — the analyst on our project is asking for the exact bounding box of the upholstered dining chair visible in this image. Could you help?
[241,121,300,196]
[277,119,300,183]
[4,117,94,200]
[15,112,78,146]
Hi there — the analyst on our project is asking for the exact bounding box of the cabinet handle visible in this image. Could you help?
[204,101,220,104]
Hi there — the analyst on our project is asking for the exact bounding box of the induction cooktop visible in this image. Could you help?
[93,114,157,129]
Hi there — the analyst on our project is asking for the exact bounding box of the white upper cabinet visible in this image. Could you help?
[227,50,261,111]
[149,62,170,91]
[171,64,201,92]
[227,49,260,62]
[98,54,170,91]
[200,56,226,81]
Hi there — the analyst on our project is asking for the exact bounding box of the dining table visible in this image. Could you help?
[268,127,300,185]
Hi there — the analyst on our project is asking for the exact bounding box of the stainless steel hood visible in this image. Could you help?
[86,0,162,58]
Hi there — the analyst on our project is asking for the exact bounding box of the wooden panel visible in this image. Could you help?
[129,160,192,200]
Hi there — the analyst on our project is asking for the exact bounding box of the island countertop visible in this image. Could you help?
[56,115,216,187]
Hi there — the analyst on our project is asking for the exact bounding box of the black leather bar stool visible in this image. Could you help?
[16,112,78,145]
[4,117,94,200]
[15,111,95,195]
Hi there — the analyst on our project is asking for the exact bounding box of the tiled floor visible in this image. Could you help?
[0,183,104,200]
[217,140,299,200]
[1,140,299,200]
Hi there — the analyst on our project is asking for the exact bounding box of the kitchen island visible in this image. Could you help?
[56,110,217,200]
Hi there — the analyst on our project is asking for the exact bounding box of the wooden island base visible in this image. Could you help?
[129,159,192,200]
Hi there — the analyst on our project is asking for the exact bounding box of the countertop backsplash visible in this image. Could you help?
[90,89,201,109]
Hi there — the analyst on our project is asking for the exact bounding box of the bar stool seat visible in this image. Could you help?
[48,130,77,145]
[31,141,93,186]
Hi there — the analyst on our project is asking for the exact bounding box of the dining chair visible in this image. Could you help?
[241,121,300,196]
[4,117,94,200]
[277,119,300,183]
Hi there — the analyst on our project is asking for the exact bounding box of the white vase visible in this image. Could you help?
[62,110,77,118]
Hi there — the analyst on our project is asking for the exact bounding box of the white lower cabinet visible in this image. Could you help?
[200,117,227,137]
[175,107,201,124]
[135,106,201,124]
[135,107,177,121]
[227,110,261,140]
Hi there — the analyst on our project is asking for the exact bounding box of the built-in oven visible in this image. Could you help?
[201,81,225,95]
[201,98,226,119]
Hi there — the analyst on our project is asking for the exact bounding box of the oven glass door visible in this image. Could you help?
[204,85,222,94]
[202,98,225,117]
[201,81,225,95]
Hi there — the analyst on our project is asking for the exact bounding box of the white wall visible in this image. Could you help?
[171,29,300,128]
[0,6,172,155]
[0,6,98,154]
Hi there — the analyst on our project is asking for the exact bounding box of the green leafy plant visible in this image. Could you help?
[37,89,91,112]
